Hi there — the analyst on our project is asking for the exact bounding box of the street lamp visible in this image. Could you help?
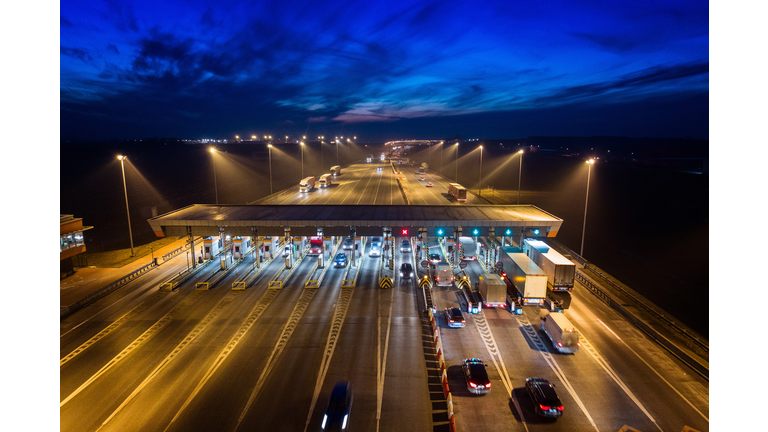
[454,143,459,182]
[117,155,135,257]
[268,144,274,195]
[517,150,523,204]
[336,139,339,165]
[580,159,595,257]
[300,142,305,178]
[209,147,218,204]
[478,145,483,197]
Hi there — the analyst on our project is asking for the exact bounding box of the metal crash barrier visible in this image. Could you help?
[268,281,283,290]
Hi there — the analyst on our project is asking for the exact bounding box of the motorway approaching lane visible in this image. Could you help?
[61,158,708,432]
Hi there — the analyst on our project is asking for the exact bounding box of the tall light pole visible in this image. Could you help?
[439,141,444,175]
[580,159,595,257]
[209,147,218,204]
[347,138,351,164]
[117,155,135,257]
[268,144,274,195]
[454,142,459,182]
[300,142,305,178]
[336,139,339,165]
[478,145,483,197]
[517,150,523,204]
[428,142,431,167]
[320,141,325,172]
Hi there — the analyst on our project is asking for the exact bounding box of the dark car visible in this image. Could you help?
[525,377,564,417]
[444,307,465,328]
[429,253,441,264]
[322,381,353,430]
[334,253,348,268]
[399,263,414,279]
[462,358,491,394]
[342,237,354,250]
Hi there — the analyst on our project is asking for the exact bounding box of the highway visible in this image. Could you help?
[60,157,709,432]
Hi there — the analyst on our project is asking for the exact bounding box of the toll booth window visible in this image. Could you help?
[60,233,85,252]
[235,246,240,253]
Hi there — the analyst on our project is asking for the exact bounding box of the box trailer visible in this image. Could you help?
[523,239,575,292]
[478,273,507,308]
[540,312,580,354]
[433,265,454,286]
[498,246,547,305]
[458,236,477,260]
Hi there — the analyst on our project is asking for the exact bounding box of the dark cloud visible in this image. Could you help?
[61,46,93,62]
[107,44,120,55]
[534,61,708,105]
[572,32,638,52]
[61,16,73,28]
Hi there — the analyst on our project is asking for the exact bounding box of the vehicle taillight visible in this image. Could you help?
[449,320,454,323]
[469,382,477,388]
[539,404,550,410]
[486,382,491,388]
[577,343,581,347]
[461,320,465,323]
[555,405,564,411]
[557,342,562,347]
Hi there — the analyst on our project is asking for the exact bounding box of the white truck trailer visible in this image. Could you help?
[318,173,333,188]
[459,236,477,260]
[540,312,580,354]
[299,176,316,192]
[523,239,576,292]
[498,246,547,305]
[478,273,507,308]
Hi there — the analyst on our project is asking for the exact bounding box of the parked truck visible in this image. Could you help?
[498,246,547,305]
[478,273,507,308]
[458,236,477,260]
[523,239,576,292]
[540,311,580,353]
[318,173,333,188]
[299,176,316,192]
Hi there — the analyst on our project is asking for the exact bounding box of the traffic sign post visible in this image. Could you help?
[459,261,467,269]
[421,260,429,268]
[495,261,503,270]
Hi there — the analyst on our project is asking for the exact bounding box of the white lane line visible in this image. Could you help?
[95,292,239,431]
[60,291,167,366]
[517,315,599,431]
[60,291,203,407]
[473,313,529,432]
[233,289,318,431]
[302,287,355,432]
[161,289,278,432]
[376,285,396,432]
[597,319,708,423]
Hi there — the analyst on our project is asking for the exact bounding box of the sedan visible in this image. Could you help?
[429,254,441,264]
[462,358,491,394]
[419,177,425,181]
[399,263,414,279]
[333,253,348,268]
[525,377,564,417]
[400,240,411,253]
[426,182,433,187]
[444,307,466,328]
[322,381,353,430]
[342,237,354,250]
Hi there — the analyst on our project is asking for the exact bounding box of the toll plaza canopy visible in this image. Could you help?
[148,204,563,238]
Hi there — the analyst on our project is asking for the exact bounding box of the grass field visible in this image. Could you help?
[77,236,183,268]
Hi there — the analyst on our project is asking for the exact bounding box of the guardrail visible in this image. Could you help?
[61,260,159,319]
[575,271,708,379]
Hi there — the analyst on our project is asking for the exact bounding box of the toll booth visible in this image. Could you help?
[446,238,455,253]
[262,237,280,259]
[232,236,251,259]
[293,236,308,257]
[203,235,222,260]
[323,237,334,257]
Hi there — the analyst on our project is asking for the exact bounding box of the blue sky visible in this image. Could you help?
[60,0,709,141]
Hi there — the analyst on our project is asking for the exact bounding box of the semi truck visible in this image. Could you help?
[448,183,468,202]
[318,173,333,188]
[419,162,428,174]
[544,289,572,312]
[330,165,341,176]
[458,236,477,260]
[498,246,547,305]
[540,312,580,354]
[478,273,507,308]
[523,239,576,292]
[299,176,316,192]
[367,154,374,162]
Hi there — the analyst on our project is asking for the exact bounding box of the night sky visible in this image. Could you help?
[59,0,709,141]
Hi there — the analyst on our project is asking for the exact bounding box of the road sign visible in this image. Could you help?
[459,261,467,269]
[495,261,504,269]
[379,276,393,289]
[419,277,431,289]
[421,260,429,268]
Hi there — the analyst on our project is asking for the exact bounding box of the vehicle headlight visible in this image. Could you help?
[342,414,348,429]
[322,414,327,429]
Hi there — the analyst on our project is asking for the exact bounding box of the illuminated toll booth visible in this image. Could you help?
[203,235,221,260]
[262,237,280,259]
[293,236,308,258]
[232,236,251,259]
[323,237,334,257]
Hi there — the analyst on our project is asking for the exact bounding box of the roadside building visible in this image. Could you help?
[60,214,93,274]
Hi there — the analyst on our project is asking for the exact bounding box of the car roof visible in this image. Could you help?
[401,263,412,268]
[447,308,463,317]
